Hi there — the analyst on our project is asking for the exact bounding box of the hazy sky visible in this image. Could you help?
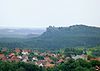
[0,0,100,28]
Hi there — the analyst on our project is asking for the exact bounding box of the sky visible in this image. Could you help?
[0,0,100,28]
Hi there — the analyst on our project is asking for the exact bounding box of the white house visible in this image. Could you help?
[71,54,87,60]
[32,57,38,61]
[22,51,29,55]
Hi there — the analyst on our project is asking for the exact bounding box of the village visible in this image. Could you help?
[0,48,100,68]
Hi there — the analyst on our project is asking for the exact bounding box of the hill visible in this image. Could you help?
[27,25,100,48]
[0,25,100,48]
[41,25,100,38]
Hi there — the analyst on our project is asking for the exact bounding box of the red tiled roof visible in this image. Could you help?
[15,48,21,53]
[0,54,5,58]
[45,62,55,68]
[2,48,7,52]
[9,53,15,57]
[2,57,7,61]
[57,59,64,63]
[90,57,100,61]
[10,56,20,62]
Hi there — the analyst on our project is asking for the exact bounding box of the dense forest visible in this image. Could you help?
[0,59,100,71]
[0,25,100,48]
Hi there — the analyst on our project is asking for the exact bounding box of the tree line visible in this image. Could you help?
[0,59,100,71]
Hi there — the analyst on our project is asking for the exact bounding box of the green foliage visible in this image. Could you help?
[64,48,83,57]
[0,61,41,71]
[37,56,44,60]
[0,25,100,49]
[54,59,100,71]
[16,67,26,71]
[50,57,58,63]
[0,59,100,71]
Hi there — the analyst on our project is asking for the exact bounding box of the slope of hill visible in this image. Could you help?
[40,25,100,38]
[27,25,100,48]
[0,25,100,48]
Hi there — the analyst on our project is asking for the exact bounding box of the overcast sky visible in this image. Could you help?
[0,0,100,28]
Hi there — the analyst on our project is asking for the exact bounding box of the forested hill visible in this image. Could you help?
[40,25,100,38]
[1,25,100,48]
[29,25,100,48]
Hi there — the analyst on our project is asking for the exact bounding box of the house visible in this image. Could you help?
[34,50,40,55]
[32,57,38,61]
[22,59,28,62]
[65,57,70,60]
[71,54,87,60]
[2,56,8,61]
[34,52,39,56]
[45,62,55,68]
[35,60,47,67]
[96,66,100,71]
[15,48,21,53]
[17,56,22,59]
[22,50,29,55]
[36,62,44,67]
[40,53,46,56]
[22,55,29,62]
[57,59,64,63]
[10,56,20,62]
[0,54,5,59]
[9,53,15,57]
[50,53,57,57]
[39,63,44,67]
[81,54,88,60]
[44,56,53,63]
[90,57,100,61]
[1,48,7,52]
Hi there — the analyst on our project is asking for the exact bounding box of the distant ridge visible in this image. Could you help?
[0,24,100,48]
[40,25,100,38]
[29,24,100,48]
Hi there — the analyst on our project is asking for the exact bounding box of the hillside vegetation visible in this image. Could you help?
[0,25,100,48]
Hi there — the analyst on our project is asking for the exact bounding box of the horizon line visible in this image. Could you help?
[0,24,100,29]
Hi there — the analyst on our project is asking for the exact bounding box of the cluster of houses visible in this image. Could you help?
[0,48,65,68]
[0,48,100,68]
